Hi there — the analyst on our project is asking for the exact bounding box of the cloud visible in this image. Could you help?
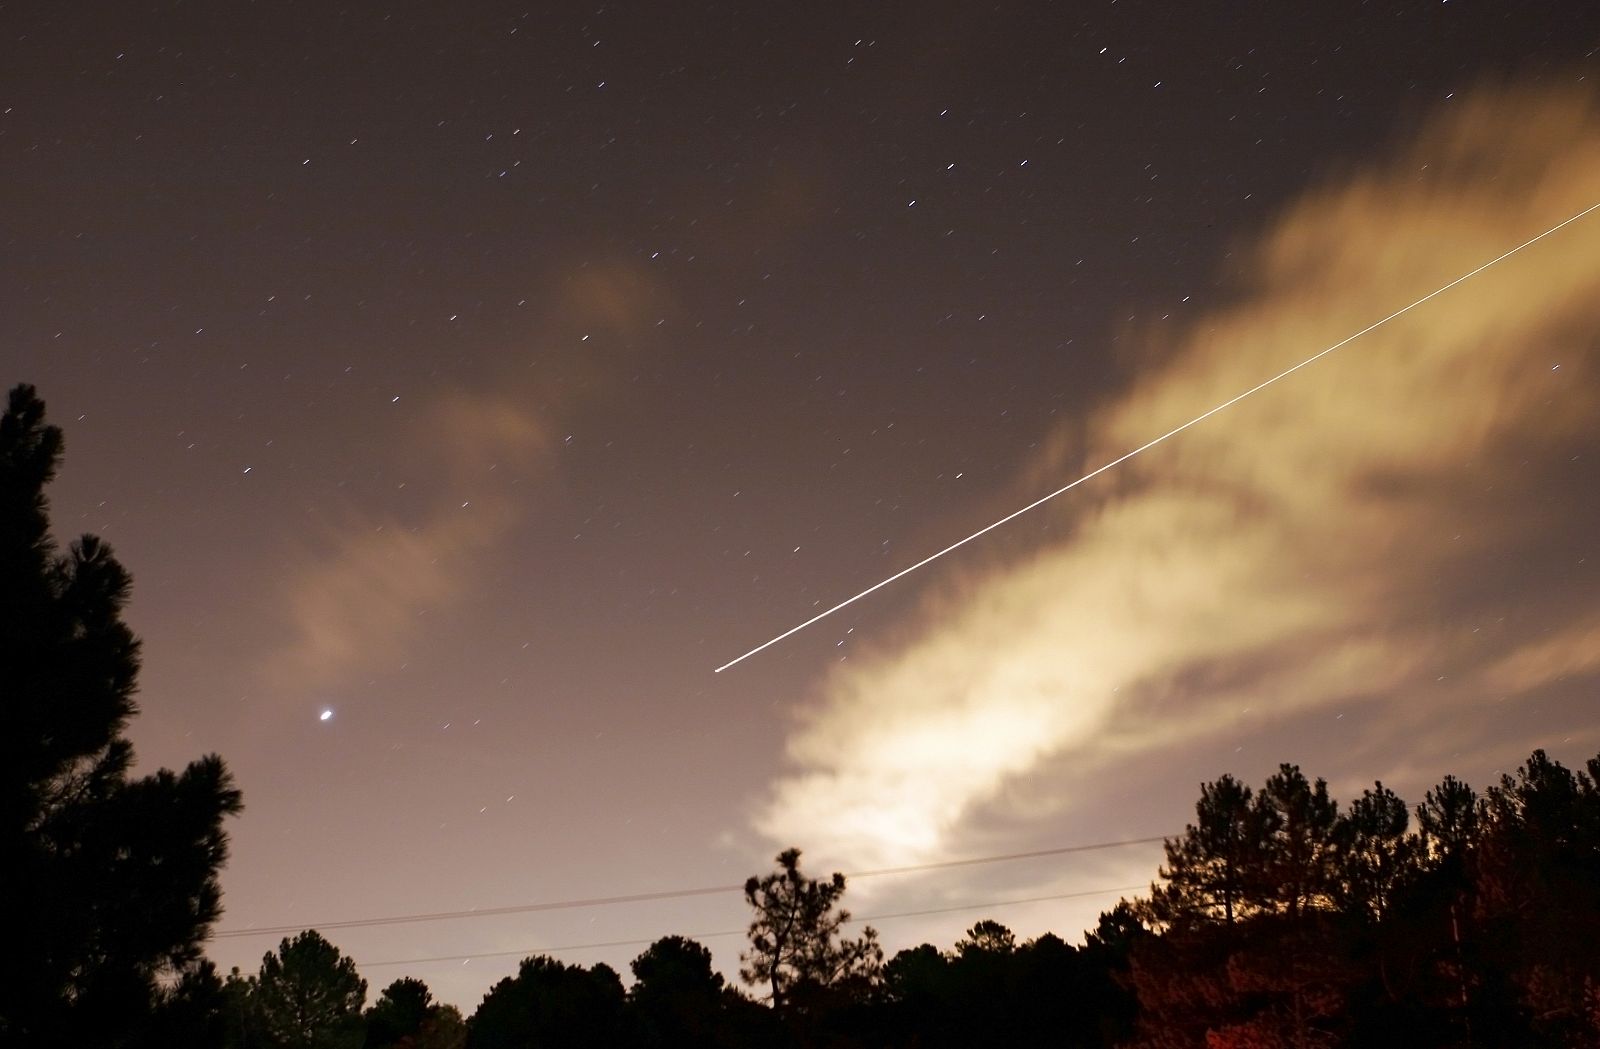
[560,261,679,343]
[756,84,1600,871]
[1487,614,1600,694]
[263,253,677,696]
[270,391,550,690]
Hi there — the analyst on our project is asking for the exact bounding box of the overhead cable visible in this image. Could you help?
[216,834,1170,940]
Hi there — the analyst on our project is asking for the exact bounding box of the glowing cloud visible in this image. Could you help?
[756,84,1600,871]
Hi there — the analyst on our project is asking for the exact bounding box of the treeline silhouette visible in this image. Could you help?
[6,382,1600,1048]
[206,746,1600,1049]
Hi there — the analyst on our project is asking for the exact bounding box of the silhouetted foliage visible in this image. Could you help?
[365,977,439,1049]
[626,936,731,1049]
[158,745,1600,1049]
[1128,748,1600,1048]
[146,959,233,1049]
[1332,781,1414,923]
[1415,773,1480,865]
[870,921,1133,1049]
[1257,764,1341,919]
[237,930,368,1049]
[408,1004,467,1049]
[1144,773,1264,929]
[740,847,884,1012]
[0,384,244,1046]
[1081,904,1149,1045]
[955,918,1017,956]
[468,955,625,1049]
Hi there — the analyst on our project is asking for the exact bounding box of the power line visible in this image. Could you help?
[217,883,739,940]
[355,881,1149,969]
[215,834,1171,940]
[712,200,1600,673]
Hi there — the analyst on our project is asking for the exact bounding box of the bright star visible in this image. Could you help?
[319,709,333,722]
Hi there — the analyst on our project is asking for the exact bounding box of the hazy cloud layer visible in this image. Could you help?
[263,253,679,696]
[758,85,1600,871]
[270,391,551,690]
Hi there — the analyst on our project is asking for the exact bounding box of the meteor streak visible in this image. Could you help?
[714,201,1599,673]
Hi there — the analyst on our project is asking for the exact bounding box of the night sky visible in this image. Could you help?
[7,1,1600,1009]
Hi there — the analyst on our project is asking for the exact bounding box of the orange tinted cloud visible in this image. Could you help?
[757,85,1600,871]
[271,392,549,689]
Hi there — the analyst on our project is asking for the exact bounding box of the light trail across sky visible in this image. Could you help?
[715,201,1600,673]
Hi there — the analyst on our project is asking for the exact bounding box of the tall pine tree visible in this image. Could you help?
[0,384,243,1046]
[740,848,883,1011]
